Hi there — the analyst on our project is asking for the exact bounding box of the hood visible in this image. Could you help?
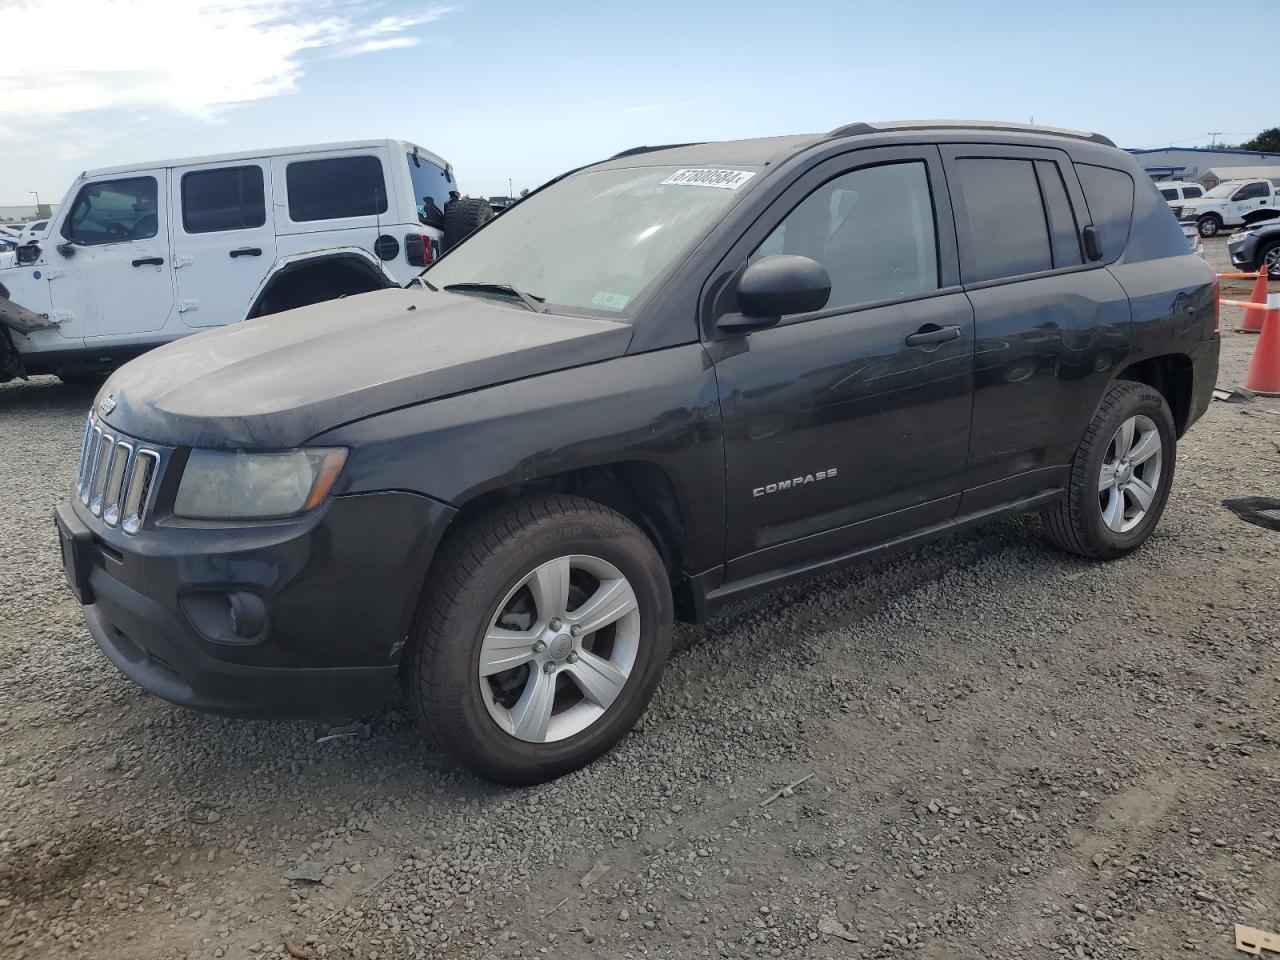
[98,286,633,448]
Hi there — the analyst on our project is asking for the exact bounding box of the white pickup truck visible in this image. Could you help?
[1176,178,1280,237]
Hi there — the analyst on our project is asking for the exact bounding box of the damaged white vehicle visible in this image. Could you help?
[0,139,492,382]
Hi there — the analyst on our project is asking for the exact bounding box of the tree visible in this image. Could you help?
[519,188,529,197]
[1238,127,1280,153]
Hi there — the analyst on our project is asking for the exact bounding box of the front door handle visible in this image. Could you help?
[905,324,962,347]
[131,256,164,267]
[229,247,262,258]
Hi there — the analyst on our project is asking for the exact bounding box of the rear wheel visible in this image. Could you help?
[442,197,493,252]
[403,496,673,784]
[1197,214,1222,238]
[1043,381,1176,560]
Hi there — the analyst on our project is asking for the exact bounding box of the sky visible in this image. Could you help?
[1,0,1274,207]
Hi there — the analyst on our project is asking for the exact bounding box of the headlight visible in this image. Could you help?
[1183,207,1197,216]
[174,448,348,520]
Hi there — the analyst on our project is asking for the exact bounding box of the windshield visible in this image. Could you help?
[1201,182,1241,199]
[424,164,759,317]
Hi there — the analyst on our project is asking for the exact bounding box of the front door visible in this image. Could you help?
[170,160,277,327]
[49,171,175,342]
[711,146,975,580]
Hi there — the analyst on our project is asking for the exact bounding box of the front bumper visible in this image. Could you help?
[1227,234,1259,269]
[55,490,455,718]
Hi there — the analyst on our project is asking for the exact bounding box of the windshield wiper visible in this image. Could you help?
[442,282,547,313]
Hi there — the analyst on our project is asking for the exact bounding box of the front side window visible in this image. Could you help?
[751,161,938,310]
[425,165,756,316]
[952,158,1052,282]
[286,155,388,222]
[1184,186,1203,198]
[406,152,452,228]
[1233,182,1267,201]
[182,165,266,234]
[1160,188,1178,201]
[63,176,158,245]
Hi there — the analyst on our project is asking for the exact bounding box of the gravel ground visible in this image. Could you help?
[2,238,1278,960]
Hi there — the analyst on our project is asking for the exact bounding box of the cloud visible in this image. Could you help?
[0,1,452,125]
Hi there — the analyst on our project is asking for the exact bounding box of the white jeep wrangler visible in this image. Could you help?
[0,139,491,383]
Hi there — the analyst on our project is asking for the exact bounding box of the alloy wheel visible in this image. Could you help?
[478,554,641,743]
[1097,414,1163,533]
[1264,245,1280,279]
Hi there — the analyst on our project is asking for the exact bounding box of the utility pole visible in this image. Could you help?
[1208,131,1223,148]
[508,178,513,200]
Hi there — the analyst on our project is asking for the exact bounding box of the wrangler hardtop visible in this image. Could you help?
[57,120,1218,784]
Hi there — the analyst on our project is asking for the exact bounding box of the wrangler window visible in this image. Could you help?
[62,177,158,245]
[182,165,266,234]
[286,156,388,222]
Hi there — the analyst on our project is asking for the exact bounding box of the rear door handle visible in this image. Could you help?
[131,257,164,267]
[905,324,962,347]
[229,247,262,258]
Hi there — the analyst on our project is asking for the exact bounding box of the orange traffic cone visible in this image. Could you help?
[1238,265,1271,333]
[1243,294,1280,396]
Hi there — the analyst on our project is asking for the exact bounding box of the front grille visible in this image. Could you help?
[75,416,161,534]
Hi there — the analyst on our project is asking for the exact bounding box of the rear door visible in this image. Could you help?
[711,146,975,578]
[941,145,1131,510]
[49,171,175,342]
[171,160,276,327]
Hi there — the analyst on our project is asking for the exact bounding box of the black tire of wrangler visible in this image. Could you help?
[1043,380,1176,561]
[403,495,673,785]
[442,197,493,252]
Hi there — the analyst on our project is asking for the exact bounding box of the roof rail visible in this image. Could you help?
[825,120,1115,148]
[609,142,704,160]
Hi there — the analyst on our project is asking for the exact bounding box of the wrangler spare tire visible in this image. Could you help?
[442,197,493,252]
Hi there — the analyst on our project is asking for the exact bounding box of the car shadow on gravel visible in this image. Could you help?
[0,374,100,412]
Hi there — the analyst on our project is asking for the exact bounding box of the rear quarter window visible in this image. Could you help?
[1075,164,1134,263]
[286,155,388,222]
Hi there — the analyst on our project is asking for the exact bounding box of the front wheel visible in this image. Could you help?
[1043,381,1176,560]
[1260,239,1280,280]
[403,496,673,784]
[1197,214,1222,238]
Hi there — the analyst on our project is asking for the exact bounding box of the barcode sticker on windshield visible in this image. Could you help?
[591,291,631,310]
[661,169,756,190]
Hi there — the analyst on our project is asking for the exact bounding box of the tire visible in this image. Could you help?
[1260,239,1280,280]
[1197,214,1222,238]
[442,197,494,252]
[403,495,673,784]
[1043,380,1176,561]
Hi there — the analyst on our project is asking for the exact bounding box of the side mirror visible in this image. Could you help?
[718,255,831,334]
[1082,226,1104,262]
[56,241,78,258]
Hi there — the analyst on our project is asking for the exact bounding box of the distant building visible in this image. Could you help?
[0,203,53,221]
[1127,146,1280,186]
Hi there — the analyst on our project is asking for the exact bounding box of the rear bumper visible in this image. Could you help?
[57,490,456,718]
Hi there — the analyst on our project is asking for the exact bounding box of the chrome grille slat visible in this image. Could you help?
[74,414,162,535]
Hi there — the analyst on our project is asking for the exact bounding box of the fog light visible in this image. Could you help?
[227,591,267,639]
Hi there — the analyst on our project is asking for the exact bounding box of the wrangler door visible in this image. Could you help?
[709,146,975,580]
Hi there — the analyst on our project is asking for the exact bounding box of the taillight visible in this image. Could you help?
[1212,276,1220,332]
[405,233,433,267]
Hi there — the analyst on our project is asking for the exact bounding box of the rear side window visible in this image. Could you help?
[182,165,266,233]
[286,156,388,222]
[951,158,1052,282]
[1159,187,1178,201]
[62,176,158,246]
[1183,186,1203,198]
[1075,164,1134,262]
[406,152,453,228]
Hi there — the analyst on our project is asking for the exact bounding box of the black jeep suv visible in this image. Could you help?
[56,121,1219,784]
